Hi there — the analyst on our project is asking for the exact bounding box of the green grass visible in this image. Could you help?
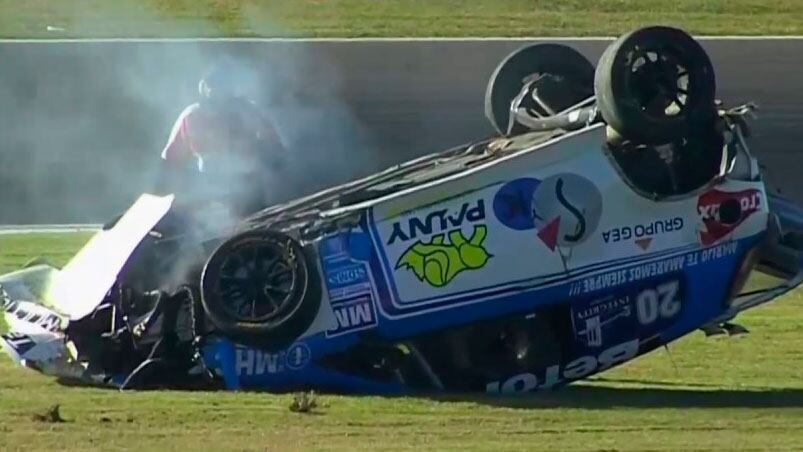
[0,233,94,273]
[1,233,802,451]
[1,0,802,38]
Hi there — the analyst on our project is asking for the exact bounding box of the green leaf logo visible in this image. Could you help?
[395,225,491,287]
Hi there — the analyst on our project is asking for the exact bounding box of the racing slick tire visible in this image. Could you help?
[200,230,321,351]
[485,43,595,135]
[594,26,717,145]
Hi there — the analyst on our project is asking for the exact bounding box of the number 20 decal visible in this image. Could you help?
[635,280,682,325]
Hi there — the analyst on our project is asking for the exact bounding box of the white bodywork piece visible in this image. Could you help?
[47,194,174,320]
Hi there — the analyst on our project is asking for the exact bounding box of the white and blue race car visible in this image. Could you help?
[3,26,803,394]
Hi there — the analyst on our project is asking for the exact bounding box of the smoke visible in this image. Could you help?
[0,2,382,224]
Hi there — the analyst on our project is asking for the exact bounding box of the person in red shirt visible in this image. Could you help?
[156,61,285,218]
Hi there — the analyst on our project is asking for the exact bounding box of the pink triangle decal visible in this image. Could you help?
[537,217,561,251]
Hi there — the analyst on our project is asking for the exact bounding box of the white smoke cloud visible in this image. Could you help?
[0,2,382,224]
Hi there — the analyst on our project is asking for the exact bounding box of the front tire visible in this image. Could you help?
[200,230,321,350]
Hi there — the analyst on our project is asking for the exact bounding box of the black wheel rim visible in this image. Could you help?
[213,239,300,323]
[625,45,691,121]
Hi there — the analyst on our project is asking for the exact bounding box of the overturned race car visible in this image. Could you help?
[3,26,803,394]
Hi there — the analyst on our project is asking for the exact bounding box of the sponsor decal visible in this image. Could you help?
[493,174,602,251]
[235,342,311,376]
[486,339,640,393]
[568,241,738,297]
[327,264,368,289]
[492,177,542,231]
[327,293,378,337]
[286,343,311,370]
[324,261,371,301]
[395,225,491,287]
[571,277,683,350]
[2,299,64,333]
[572,296,632,348]
[602,217,685,251]
[319,234,379,336]
[387,200,486,245]
[319,233,375,300]
[698,188,762,245]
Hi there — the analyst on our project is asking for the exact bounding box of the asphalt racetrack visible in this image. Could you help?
[327,38,803,199]
[0,38,800,223]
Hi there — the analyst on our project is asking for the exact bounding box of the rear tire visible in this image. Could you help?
[200,230,321,351]
[485,43,595,135]
[594,26,717,144]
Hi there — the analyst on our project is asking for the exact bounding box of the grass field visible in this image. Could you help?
[0,233,802,451]
[1,0,803,38]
